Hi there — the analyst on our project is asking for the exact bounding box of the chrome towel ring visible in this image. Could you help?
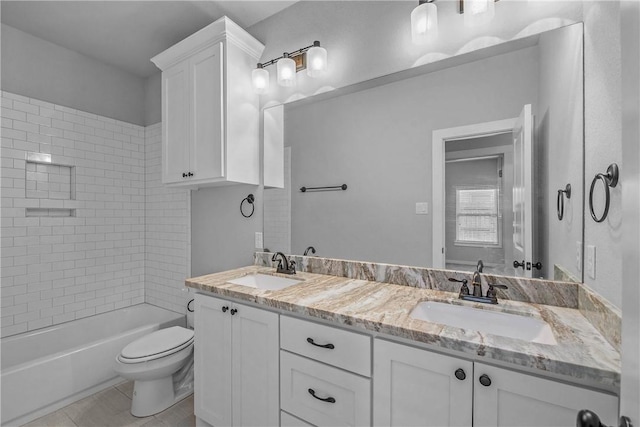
[589,163,619,223]
[557,184,571,221]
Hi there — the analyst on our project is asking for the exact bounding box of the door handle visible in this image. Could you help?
[577,410,633,427]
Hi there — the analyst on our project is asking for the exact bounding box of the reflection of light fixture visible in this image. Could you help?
[252,41,328,93]
[460,0,496,27]
[411,0,438,45]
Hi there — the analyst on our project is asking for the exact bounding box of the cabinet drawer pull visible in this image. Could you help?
[230,308,237,315]
[308,388,336,403]
[479,374,492,387]
[454,368,466,381]
[222,306,228,313]
[306,337,335,349]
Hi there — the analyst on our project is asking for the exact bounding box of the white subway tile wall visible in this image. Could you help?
[1,92,190,338]
[144,123,191,314]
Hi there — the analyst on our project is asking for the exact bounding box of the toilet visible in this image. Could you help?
[114,325,195,417]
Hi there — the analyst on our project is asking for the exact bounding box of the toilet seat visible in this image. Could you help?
[118,326,194,364]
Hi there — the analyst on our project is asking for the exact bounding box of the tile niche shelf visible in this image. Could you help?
[24,153,77,218]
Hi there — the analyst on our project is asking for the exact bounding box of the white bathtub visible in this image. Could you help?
[0,303,185,426]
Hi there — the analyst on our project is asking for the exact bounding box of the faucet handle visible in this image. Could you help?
[289,260,296,274]
[448,277,470,297]
[486,283,508,302]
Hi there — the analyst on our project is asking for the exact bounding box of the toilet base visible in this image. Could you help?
[130,377,192,417]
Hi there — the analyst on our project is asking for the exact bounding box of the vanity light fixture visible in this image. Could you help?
[411,0,438,45]
[252,41,328,93]
[460,0,497,27]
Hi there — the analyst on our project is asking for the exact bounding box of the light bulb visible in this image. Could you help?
[277,54,296,87]
[252,66,269,94]
[307,42,327,78]
[411,1,438,45]
[464,0,495,27]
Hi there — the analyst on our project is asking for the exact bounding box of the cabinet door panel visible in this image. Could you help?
[162,61,190,184]
[373,339,473,427]
[231,303,279,427]
[473,363,619,427]
[194,294,232,427]
[191,42,224,181]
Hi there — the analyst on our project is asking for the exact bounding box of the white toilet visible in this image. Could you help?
[114,325,195,417]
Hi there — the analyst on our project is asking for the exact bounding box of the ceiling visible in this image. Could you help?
[1,1,298,78]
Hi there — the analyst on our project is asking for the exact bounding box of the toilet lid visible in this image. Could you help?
[120,326,194,361]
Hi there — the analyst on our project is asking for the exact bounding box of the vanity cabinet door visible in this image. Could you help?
[230,303,279,427]
[473,363,619,427]
[194,294,233,427]
[373,339,473,427]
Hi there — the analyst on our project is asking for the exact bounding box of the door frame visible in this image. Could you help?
[431,118,516,268]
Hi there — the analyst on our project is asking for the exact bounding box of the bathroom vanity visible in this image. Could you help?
[187,258,620,427]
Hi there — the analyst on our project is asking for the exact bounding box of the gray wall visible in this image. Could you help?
[536,24,584,281]
[1,24,146,126]
[284,47,538,267]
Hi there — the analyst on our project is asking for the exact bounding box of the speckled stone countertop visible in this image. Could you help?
[186,265,620,390]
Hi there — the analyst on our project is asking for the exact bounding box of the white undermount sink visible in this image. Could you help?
[410,301,557,345]
[227,273,302,291]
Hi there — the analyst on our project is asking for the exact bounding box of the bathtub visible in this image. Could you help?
[1,303,185,426]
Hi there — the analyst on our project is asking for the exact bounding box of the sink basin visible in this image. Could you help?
[410,301,557,345]
[227,273,302,291]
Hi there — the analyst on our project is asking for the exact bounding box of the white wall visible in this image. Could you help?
[1,24,147,126]
[1,92,145,337]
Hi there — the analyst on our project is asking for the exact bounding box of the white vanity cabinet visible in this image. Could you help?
[151,17,265,188]
[374,339,619,427]
[473,363,619,427]
[280,316,372,426]
[373,339,473,426]
[193,294,279,427]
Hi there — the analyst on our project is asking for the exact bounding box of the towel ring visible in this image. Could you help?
[557,184,571,221]
[589,163,619,223]
[240,194,255,218]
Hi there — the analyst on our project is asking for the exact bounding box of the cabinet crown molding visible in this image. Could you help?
[151,16,265,71]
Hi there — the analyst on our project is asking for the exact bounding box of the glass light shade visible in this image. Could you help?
[277,56,296,87]
[306,45,328,78]
[464,0,495,27]
[411,1,438,45]
[252,67,270,94]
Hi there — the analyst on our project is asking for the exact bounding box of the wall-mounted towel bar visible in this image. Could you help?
[300,184,347,192]
[589,163,619,223]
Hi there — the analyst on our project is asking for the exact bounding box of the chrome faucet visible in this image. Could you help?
[272,252,296,275]
[303,246,316,256]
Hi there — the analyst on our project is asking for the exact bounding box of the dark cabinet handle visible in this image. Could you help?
[454,368,466,381]
[479,374,492,387]
[306,337,335,349]
[230,308,237,315]
[188,172,194,177]
[513,260,525,269]
[308,388,335,403]
[182,172,187,178]
[222,306,229,313]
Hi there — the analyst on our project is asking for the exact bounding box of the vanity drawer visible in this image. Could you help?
[281,411,315,427]
[280,351,371,427]
[280,315,371,376]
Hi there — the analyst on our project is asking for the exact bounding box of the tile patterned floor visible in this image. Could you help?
[22,381,195,427]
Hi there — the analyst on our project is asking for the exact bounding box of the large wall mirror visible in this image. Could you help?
[264,23,584,282]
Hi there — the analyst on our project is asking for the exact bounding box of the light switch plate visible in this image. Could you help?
[255,232,263,249]
[415,202,429,215]
[587,245,596,279]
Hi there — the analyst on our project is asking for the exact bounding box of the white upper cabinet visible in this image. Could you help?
[151,16,265,188]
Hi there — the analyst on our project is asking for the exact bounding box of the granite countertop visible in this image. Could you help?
[186,265,620,390]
